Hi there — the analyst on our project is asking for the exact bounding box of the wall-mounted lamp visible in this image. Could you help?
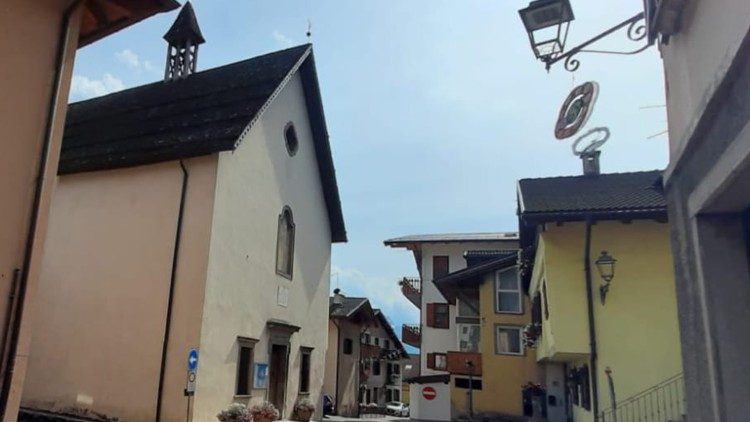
[519,0,653,72]
[595,250,616,304]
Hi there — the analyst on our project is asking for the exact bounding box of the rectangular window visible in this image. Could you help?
[362,333,370,344]
[373,360,381,375]
[385,339,390,350]
[433,256,449,279]
[393,389,400,401]
[386,388,393,402]
[393,363,400,375]
[299,347,312,393]
[374,337,380,346]
[343,338,353,355]
[457,291,480,317]
[427,303,450,329]
[542,279,550,320]
[427,352,448,370]
[454,377,483,390]
[373,387,379,402]
[495,268,522,313]
[365,388,371,403]
[495,325,523,355]
[236,337,258,396]
[457,323,481,352]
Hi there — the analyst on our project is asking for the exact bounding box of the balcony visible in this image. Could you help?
[402,324,421,348]
[446,351,482,376]
[399,277,421,308]
[360,343,382,359]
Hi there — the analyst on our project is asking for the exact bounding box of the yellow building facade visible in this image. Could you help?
[518,170,685,422]
[436,256,546,419]
[529,220,683,421]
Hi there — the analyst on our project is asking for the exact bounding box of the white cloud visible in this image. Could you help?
[143,60,157,73]
[116,49,160,75]
[272,30,294,48]
[116,49,140,69]
[70,74,125,100]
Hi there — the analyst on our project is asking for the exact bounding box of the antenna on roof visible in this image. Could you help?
[306,19,312,38]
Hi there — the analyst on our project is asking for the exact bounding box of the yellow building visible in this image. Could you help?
[517,169,684,422]
[435,251,546,420]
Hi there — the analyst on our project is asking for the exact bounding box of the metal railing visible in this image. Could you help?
[401,324,421,347]
[399,277,421,308]
[600,373,685,422]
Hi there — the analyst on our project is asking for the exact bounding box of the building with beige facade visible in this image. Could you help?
[323,292,407,418]
[19,5,346,421]
[0,1,178,420]
[655,1,750,420]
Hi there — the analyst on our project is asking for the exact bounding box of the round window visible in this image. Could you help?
[284,123,298,156]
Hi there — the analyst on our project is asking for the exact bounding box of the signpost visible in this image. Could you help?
[554,81,599,140]
[185,348,199,396]
[422,386,436,401]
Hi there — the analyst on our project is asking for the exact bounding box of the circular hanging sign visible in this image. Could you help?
[572,127,610,156]
[554,81,599,140]
[422,386,437,400]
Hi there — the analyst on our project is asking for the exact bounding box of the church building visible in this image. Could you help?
[20,3,346,421]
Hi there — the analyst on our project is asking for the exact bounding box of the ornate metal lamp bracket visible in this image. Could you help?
[544,12,651,72]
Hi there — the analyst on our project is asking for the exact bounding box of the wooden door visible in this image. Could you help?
[269,344,288,414]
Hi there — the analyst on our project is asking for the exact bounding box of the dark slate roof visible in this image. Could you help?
[384,232,518,246]
[60,44,346,242]
[463,249,517,267]
[163,2,205,45]
[518,170,666,220]
[329,296,370,318]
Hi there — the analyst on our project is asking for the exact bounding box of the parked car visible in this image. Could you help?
[386,401,409,417]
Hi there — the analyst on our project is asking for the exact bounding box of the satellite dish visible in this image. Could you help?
[555,81,599,140]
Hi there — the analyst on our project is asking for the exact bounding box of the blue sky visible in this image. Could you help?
[70,1,667,352]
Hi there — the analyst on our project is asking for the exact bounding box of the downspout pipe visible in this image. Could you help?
[156,160,189,421]
[332,319,341,415]
[584,217,600,420]
[0,1,82,417]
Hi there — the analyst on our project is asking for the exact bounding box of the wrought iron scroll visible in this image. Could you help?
[545,12,652,72]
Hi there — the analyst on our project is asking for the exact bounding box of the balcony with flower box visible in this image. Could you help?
[401,324,421,348]
[399,277,421,308]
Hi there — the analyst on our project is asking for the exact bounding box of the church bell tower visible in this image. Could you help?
[163,2,205,81]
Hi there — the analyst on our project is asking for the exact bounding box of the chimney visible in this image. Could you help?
[581,150,601,176]
[163,2,205,81]
[331,288,345,309]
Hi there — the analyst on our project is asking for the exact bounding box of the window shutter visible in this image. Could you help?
[426,352,436,370]
[426,303,435,328]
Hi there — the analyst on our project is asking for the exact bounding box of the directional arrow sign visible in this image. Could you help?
[187,348,199,371]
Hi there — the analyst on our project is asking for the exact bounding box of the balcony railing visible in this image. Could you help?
[360,343,382,359]
[600,373,685,422]
[402,324,421,348]
[399,277,421,308]
[446,351,482,376]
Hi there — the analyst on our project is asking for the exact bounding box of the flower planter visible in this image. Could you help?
[254,417,274,422]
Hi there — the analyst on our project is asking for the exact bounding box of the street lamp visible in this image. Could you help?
[518,0,574,64]
[595,251,617,304]
[518,0,653,72]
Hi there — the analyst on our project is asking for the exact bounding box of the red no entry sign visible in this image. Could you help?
[422,386,436,400]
